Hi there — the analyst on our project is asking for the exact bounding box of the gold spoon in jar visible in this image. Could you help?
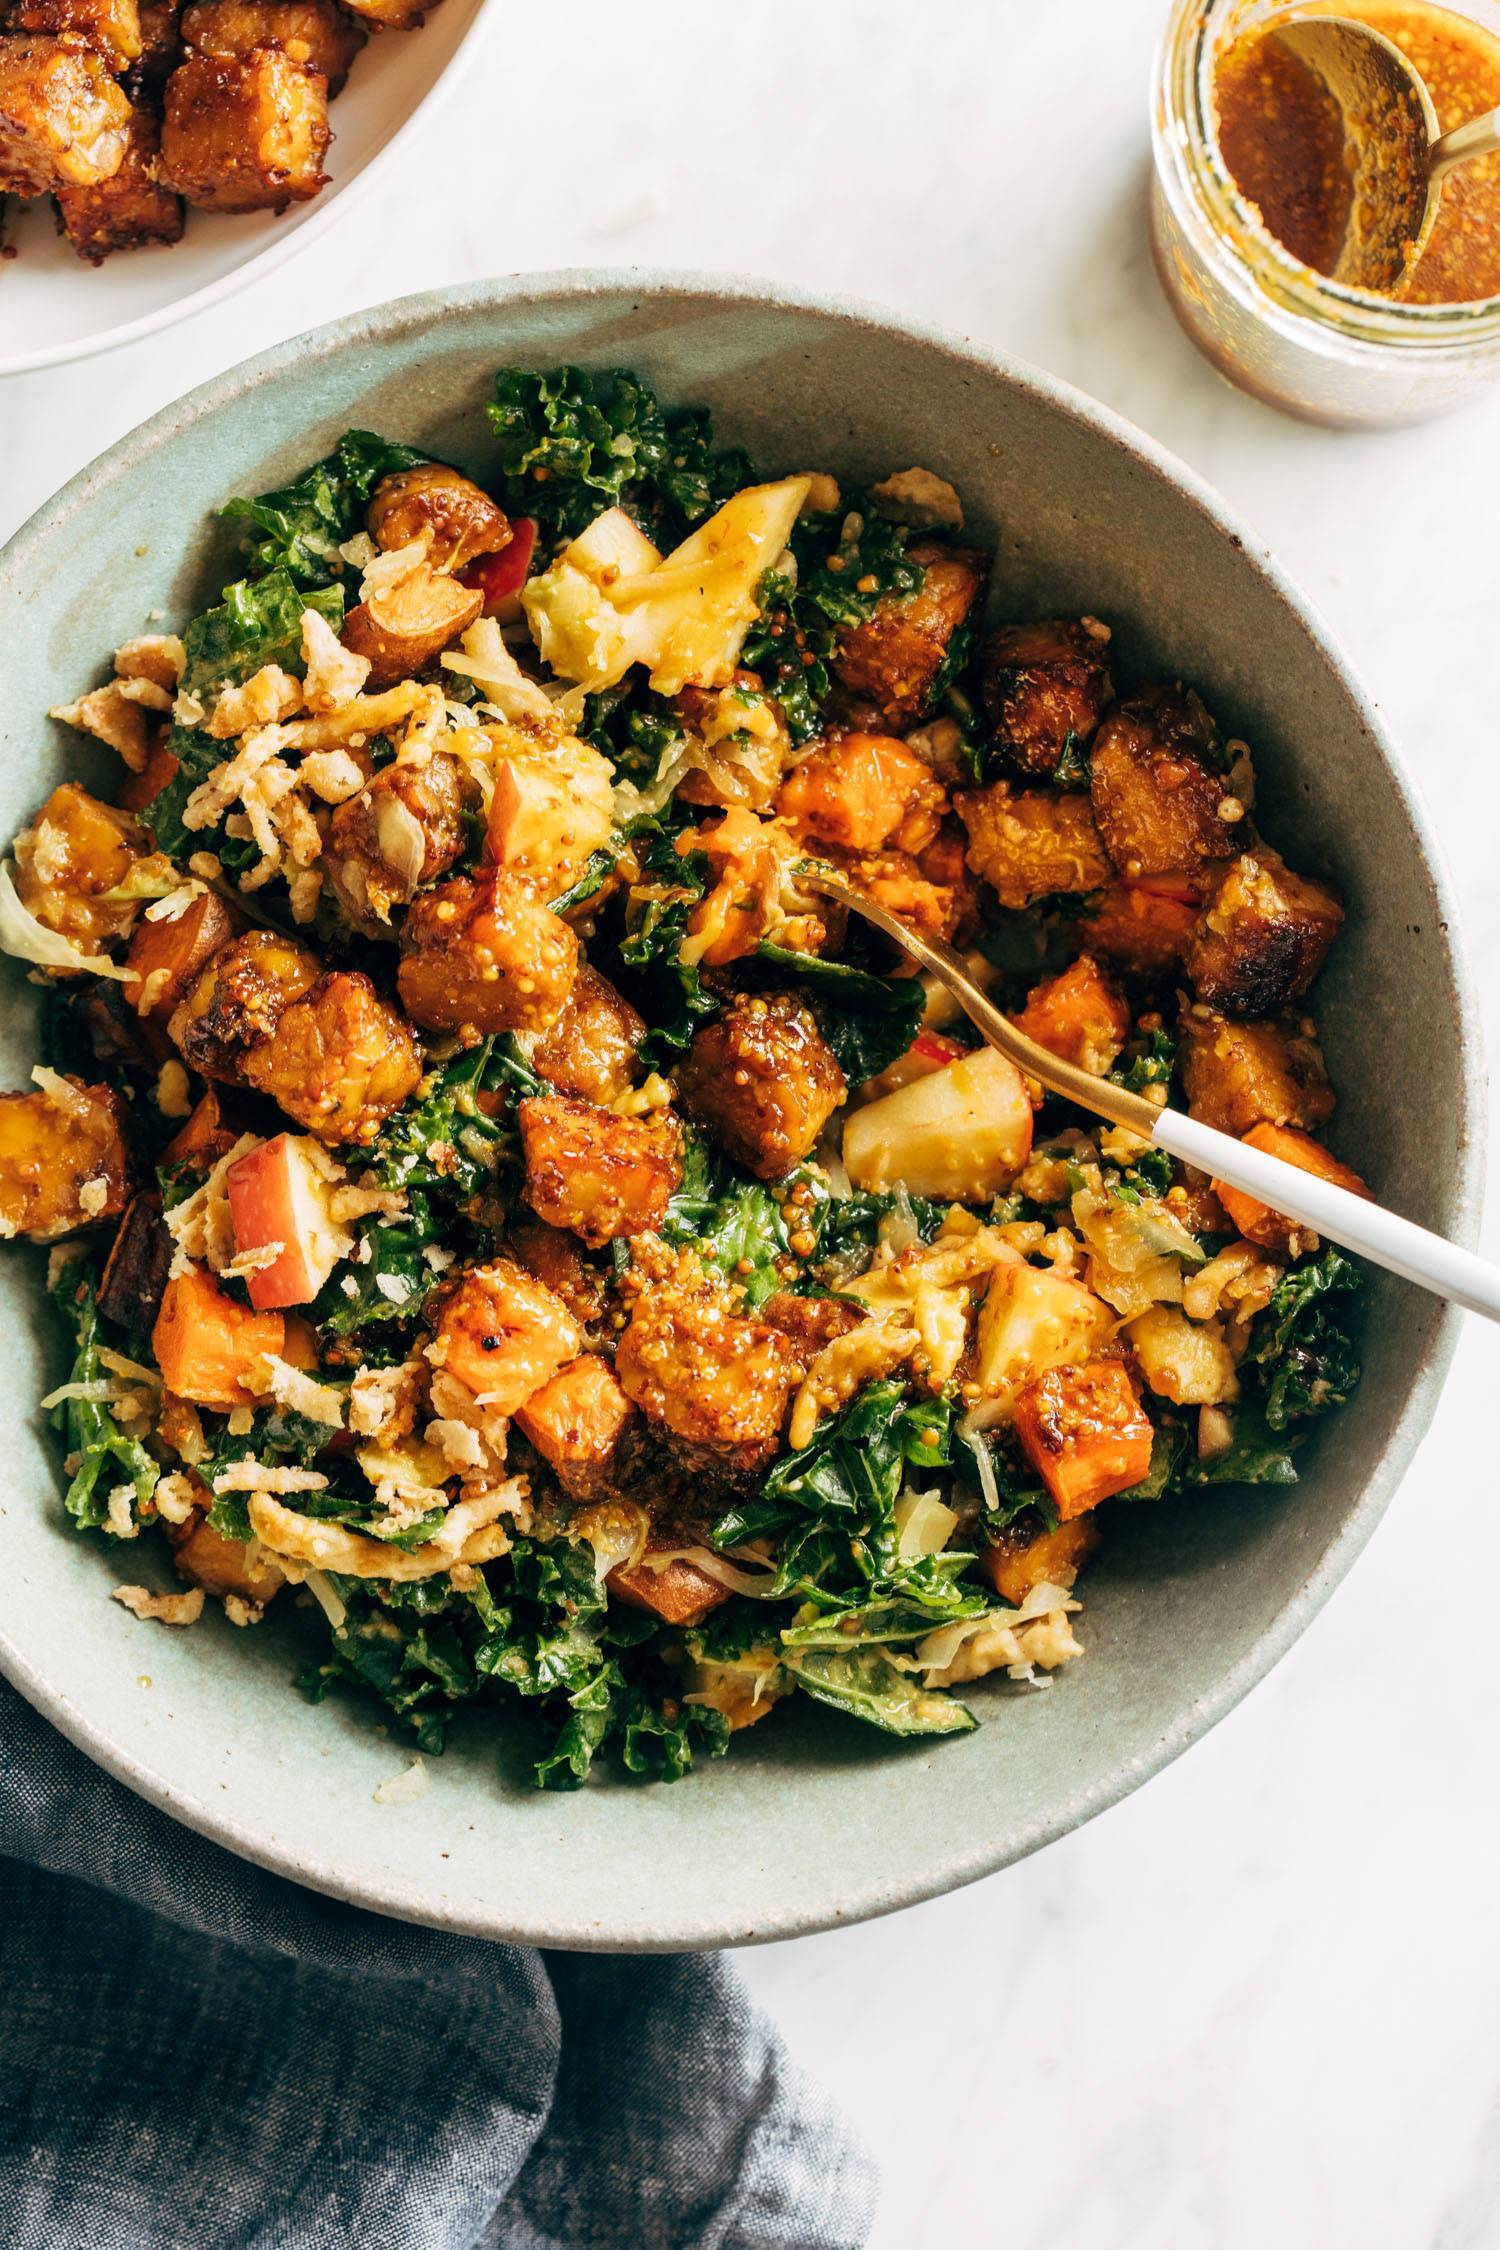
[804,867,1500,1324]
[1241,12,1500,291]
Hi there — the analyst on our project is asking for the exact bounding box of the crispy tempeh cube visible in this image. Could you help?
[0,33,130,194]
[980,617,1114,780]
[0,1078,129,1240]
[159,46,327,211]
[1177,1005,1334,1137]
[1185,847,1344,1017]
[675,993,844,1181]
[954,779,1110,909]
[55,102,182,257]
[242,969,423,1145]
[518,1094,681,1246]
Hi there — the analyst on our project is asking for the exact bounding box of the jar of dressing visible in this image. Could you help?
[1151,0,1500,424]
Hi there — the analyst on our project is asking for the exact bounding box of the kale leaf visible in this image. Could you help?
[487,366,751,548]
[1175,1403,1300,1487]
[662,1136,795,1308]
[221,429,430,587]
[617,821,718,1062]
[753,943,925,1083]
[46,1267,159,1533]
[180,571,345,699]
[741,504,922,743]
[146,574,346,855]
[780,1645,975,1738]
[1110,1027,1176,1095]
[1246,1247,1363,1431]
[713,1380,975,1630]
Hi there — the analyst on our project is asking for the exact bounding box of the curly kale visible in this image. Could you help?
[487,366,752,548]
[742,503,923,743]
[1247,1248,1363,1431]
[46,1267,159,1534]
[221,430,430,588]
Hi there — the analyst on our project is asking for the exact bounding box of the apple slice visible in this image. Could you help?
[226,1134,354,1312]
[862,1027,966,1099]
[842,1046,1034,1202]
[460,516,538,620]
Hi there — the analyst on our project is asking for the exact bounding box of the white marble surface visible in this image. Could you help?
[3,4,1498,2243]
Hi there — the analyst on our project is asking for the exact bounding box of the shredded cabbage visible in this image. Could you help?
[0,860,130,981]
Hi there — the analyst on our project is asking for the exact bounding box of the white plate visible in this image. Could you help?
[0,0,492,377]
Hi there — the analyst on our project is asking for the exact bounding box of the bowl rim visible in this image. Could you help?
[0,0,498,381]
[0,269,1485,1949]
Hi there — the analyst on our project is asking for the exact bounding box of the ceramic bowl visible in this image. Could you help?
[0,275,1481,1948]
[0,0,492,378]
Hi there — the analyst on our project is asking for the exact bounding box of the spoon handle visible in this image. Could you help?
[1431,104,1500,181]
[1153,1107,1500,1323]
[800,864,1499,1323]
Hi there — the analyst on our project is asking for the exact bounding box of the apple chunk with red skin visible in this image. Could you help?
[226,1133,353,1312]
[842,1047,1034,1203]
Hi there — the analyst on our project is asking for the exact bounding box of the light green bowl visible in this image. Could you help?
[0,275,1481,1949]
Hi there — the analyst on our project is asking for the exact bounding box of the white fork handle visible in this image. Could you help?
[1152,1108,1500,1323]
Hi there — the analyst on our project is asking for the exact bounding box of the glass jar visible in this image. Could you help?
[1150,0,1500,425]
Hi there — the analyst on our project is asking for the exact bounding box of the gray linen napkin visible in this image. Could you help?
[0,1681,877,2250]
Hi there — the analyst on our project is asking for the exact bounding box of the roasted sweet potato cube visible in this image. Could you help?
[505,1215,607,1330]
[169,928,320,1082]
[326,751,469,924]
[839,844,966,950]
[243,969,423,1145]
[980,1514,1099,1606]
[13,783,150,957]
[614,1240,800,1481]
[954,780,1110,909]
[97,1190,171,1332]
[1178,1005,1334,1137]
[159,1086,237,1171]
[166,1505,283,1603]
[675,994,844,1182]
[1012,955,1130,1076]
[339,561,481,688]
[159,48,327,211]
[1185,848,1343,1017]
[777,730,944,855]
[152,1263,285,1408]
[980,617,1114,779]
[514,1352,637,1500]
[123,886,239,1021]
[1077,875,1201,978]
[531,963,645,1106]
[397,867,578,1037]
[1211,1122,1371,1256]
[367,462,510,570]
[1089,687,1235,879]
[180,0,363,90]
[1012,1358,1155,1519]
[0,1078,128,1240]
[429,1258,581,1412]
[115,725,180,812]
[10,0,141,64]
[0,34,130,192]
[54,102,182,257]
[518,1094,681,1246]
[608,1548,729,1629]
[832,542,986,727]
